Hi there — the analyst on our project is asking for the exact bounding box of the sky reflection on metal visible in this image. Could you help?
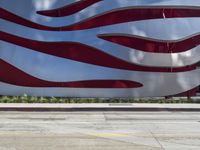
[0,0,200,97]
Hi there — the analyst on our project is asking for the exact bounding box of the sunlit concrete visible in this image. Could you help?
[0,110,200,150]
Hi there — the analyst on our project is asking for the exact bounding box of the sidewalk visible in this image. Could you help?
[0,103,200,111]
[0,108,200,150]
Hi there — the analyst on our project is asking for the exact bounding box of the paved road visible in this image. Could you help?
[0,111,200,150]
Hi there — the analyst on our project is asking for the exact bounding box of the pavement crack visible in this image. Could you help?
[150,131,165,150]
[81,132,162,149]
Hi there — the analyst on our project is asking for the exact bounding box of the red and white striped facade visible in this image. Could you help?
[0,0,200,97]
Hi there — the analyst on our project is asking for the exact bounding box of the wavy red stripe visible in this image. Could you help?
[0,31,196,72]
[1,6,200,31]
[37,0,102,17]
[168,87,198,97]
[97,33,200,53]
[0,8,52,31]
[62,6,200,31]
[0,59,142,88]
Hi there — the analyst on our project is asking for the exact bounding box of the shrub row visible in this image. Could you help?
[0,95,199,103]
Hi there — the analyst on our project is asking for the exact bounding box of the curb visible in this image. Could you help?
[0,107,200,112]
[0,104,200,112]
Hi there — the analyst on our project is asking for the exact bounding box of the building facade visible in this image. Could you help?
[0,0,200,97]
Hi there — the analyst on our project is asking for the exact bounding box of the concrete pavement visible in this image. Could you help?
[0,109,200,149]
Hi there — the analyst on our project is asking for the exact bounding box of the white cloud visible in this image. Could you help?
[33,0,57,10]
[31,0,57,22]
[130,26,147,37]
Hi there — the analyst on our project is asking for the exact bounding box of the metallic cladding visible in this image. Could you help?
[0,0,200,97]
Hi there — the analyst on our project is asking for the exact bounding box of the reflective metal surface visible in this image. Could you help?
[0,0,200,97]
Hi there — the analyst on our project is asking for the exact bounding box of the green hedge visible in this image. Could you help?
[0,95,199,103]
